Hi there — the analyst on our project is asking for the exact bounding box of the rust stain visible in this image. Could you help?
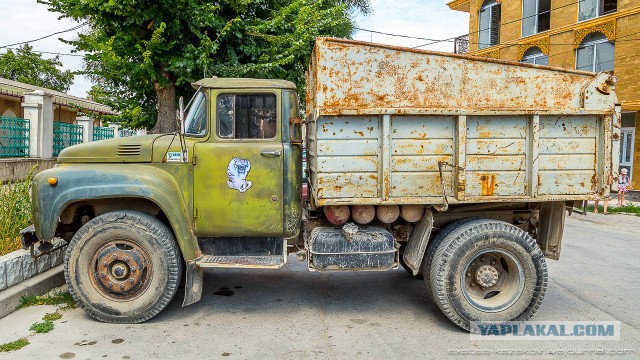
[355,131,364,137]
[457,180,466,193]
[480,174,497,196]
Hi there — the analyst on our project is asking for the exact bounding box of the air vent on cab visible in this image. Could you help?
[117,144,142,156]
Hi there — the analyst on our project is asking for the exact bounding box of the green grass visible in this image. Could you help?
[18,291,77,310]
[43,312,62,321]
[586,202,640,216]
[0,167,35,256]
[0,338,29,352]
[29,320,54,334]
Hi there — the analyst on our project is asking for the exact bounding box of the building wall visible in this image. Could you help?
[54,106,77,124]
[458,0,640,187]
[0,97,22,118]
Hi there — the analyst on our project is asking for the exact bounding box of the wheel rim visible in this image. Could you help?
[460,249,525,313]
[89,239,153,301]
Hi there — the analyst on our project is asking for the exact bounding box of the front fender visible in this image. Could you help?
[32,164,199,260]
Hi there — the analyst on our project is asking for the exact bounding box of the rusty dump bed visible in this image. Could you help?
[305,37,619,206]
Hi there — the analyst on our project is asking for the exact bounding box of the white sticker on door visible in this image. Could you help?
[227,157,253,192]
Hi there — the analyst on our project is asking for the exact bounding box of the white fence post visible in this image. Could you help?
[108,123,120,138]
[76,116,93,143]
[21,90,53,158]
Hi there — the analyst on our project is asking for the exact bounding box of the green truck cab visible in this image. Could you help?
[26,78,303,323]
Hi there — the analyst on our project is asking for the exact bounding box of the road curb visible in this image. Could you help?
[0,265,65,319]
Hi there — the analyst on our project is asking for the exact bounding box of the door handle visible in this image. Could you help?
[260,150,282,156]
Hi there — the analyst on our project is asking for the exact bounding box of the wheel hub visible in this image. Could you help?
[475,264,499,288]
[92,240,152,300]
[461,249,525,312]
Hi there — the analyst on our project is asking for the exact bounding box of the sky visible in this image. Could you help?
[0,0,469,99]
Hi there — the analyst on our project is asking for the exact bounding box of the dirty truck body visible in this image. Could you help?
[24,38,619,330]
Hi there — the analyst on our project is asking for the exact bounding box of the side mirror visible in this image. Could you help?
[178,96,185,134]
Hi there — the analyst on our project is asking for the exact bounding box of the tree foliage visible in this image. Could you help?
[40,0,370,131]
[0,45,74,92]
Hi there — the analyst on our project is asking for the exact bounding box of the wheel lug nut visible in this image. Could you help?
[480,257,485,262]
[491,261,496,265]
[129,279,134,284]
[466,272,471,277]
[120,285,125,290]
[470,282,476,287]
[112,254,117,259]
[100,273,106,278]
[103,262,108,267]
[124,256,129,262]
[107,282,113,288]
[131,266,136,272]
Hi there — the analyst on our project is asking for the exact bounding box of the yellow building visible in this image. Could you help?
[448,0,640,187]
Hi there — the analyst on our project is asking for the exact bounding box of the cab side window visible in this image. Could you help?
[217,94,277,139]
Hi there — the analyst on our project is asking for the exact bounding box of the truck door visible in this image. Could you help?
[193,91,284,237]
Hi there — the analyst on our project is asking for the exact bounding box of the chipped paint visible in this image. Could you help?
[306,38,617,206]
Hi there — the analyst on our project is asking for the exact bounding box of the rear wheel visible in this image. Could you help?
[64,211,182,323]
[428,219,547,331]
[421,217,483,297]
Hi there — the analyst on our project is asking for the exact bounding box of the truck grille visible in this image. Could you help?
[116,144,142,156]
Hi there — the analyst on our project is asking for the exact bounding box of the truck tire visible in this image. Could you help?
[64,210,183,323]
[421,217,483,297]
[429,219,547,331]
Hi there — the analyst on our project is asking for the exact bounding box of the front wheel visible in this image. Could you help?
[64,211,183,323]
[428,219,547,331]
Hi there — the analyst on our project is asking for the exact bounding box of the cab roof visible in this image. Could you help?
[192,77,297,90]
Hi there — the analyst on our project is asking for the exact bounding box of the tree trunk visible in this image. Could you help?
[152,80,177,134]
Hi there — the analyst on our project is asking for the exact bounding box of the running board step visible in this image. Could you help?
[195,255,285,269]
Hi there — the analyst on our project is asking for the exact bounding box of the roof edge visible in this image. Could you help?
[447,0,470,12]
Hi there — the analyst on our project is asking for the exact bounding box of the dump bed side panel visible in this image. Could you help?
[306,38,616,206]
[308,39,612,114]
[309,114,603,204]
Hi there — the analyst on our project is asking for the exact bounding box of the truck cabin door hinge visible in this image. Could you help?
[194,207,200,219]
[192,155,197,165]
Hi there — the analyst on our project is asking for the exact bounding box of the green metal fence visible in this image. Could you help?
[93,126,115,141]
[0,116,30,157]
[53,121,83,156]
[119,129,136,137]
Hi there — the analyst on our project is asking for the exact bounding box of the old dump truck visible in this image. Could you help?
[22,38,620,330]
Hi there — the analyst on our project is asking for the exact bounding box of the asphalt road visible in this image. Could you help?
[1,213,639,359]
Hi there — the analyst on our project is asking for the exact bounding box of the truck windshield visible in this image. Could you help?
[184,91,207,136]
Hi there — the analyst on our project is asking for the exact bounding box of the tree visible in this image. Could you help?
[39,0,370,132]
[0,44,74,92]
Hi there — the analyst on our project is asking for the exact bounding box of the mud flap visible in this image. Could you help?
[182,260,203,307]
[402,209,434,275]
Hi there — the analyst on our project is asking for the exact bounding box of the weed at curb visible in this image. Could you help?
[43,312,62,321]
[30,320,54,334]
[0,338,29,352]
[18,291,77,310]
[0,167,35,256]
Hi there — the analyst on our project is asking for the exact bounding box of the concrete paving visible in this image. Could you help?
[0,214,639,359]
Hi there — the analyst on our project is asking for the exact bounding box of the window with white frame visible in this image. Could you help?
[579,0,617,22]
[620,128,634,171]
[521,47,549,65]
[478,0,501,49]
[575,32,614,72]
[522,0,550,37]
